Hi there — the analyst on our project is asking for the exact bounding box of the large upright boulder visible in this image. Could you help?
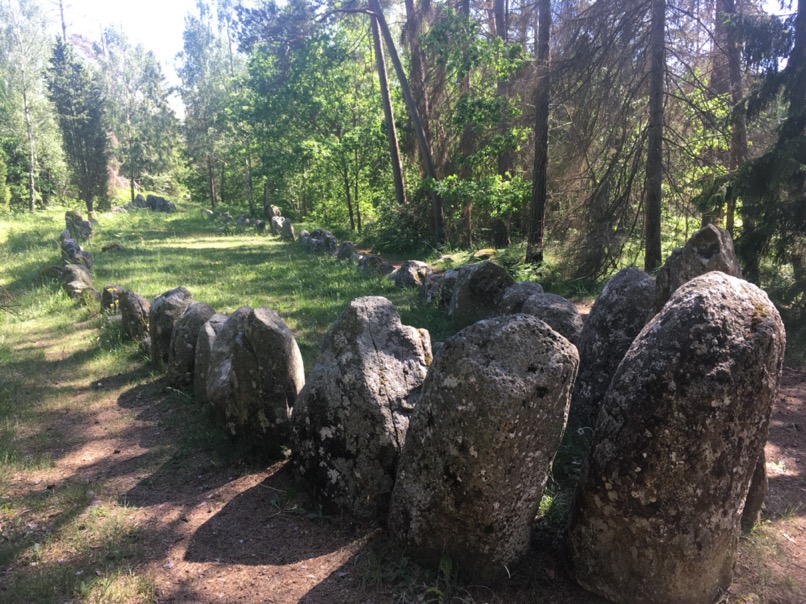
[65,210,92,241]
[270,215,285,235]
[206,306,304,453]
[193,313,228,405]
[149,287,193,372]
[166,302,217,390]
[521,292,584,344]
[291,297,432,521]
[655,224,741,311]
[336,241,357,261]
[280,219,295,242]
[568,272,785,604]
[388,314,579,581]
[448,261,515,328]
[101,284,125,314]
[120,290,150,340]
[569,267,655,428]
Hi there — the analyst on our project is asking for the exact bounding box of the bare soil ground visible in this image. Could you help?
[2,330,804,603]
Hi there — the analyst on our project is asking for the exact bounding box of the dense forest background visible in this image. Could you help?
[1,0,804,294]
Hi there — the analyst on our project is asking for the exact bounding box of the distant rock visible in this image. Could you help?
[655,224,741,311]
[499,281,544,315]
[448,261,515,328]
[521,292,584,344]
[357,254,394,276]
[390,260,431,289]
[120,290,150,341]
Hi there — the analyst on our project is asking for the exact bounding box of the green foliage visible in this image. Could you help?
[46,39,109,212]
[0,155,9,207]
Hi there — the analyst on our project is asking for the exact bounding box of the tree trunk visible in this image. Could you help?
[460,0,474,247]
[355,148,363,233]
[341,153,356,231]
[493,0,512,177]
[371,14,407,206]
[207,156,217,209]
[526,0,551,264]
[245,155,256,217]
[22,87,36,212]
[369,0,444,244]
[723,0,748,235]
[403,0,432,154]
[262,178,271,219]
[644,0,665,273]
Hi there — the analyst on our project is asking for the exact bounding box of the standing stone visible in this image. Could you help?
[193,313,228,405]
[655,224,741,311]
[569,267,655,429]
[166,302,216,390]
[388,314,579,581]
[499,281,544,315]
[65,210,92,241]
[568,273,785,604]
[206,306,304,453]
[149,287,193,372]
[120,290,150,341]
[281,219,296,242]
[270,215,284,235]
[390,260,432,289]
[521,292,584,343]
[269,204,282,217]
[448,261,515,328]
[255,220,266,234]
[101,284,126,314]
[357,254,394,276]
[291,297,431,521]
[336,241,358,261]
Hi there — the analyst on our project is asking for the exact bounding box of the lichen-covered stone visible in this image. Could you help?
[193,313,228,405]
[291,296,431,521]
[357,254,394,276]
[655,224,741,311]
[448,261,515,328]
[270,215,285,235]
[166,302,216,390]
[499,281,544,315]
[206,306,304,453]
[281,219,295,242]
[120,290,150,340]
[390,260,432,289]
[521,292,583,344]
[65,210,92,241]
[388,314,579,581]
[568,272,785,604]
[149,287,193,372]
[60,263,93,292]
[569,267,655,429]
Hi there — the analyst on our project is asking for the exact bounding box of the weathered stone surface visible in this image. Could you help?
[255,220,266,234]
[388,314,579,580]
[336,241,357,261]
[63,279,98,301]
[101,284,126,314]
[193,313,228,405]
[281,219,295,241]
[60,263,93,291]
[270,215,285,235]
[568,272,785,604]
[60,237,91,269]
[166,302,216,390]
[569,267,655,429]
[499,281,544,315]
[390,260,432,289]
[120,290,150,340]
[146,194,176,213]
[65,210,92,241]
[357,254,394,276]
[448,262,515,328]
[655,224,741,311]
[269,204,282,218]
[520,292,583,344]
[207,306,304,452]
[741,451,768,533]
[291,297,431,521]
[149,287,193,372]
[303,229,337,255]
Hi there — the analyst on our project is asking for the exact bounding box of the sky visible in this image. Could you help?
[58,0,199,85]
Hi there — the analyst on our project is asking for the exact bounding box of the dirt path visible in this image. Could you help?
[2,325,805,603]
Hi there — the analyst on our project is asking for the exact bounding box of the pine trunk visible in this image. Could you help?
[644,0,665,273]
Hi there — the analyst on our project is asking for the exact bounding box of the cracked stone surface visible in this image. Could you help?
[388,314,579,582]
[149,287,194,372]
[291,296,432,521]
[569,272,785,604]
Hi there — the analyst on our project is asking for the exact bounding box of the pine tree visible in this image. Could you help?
[46,38,108,213]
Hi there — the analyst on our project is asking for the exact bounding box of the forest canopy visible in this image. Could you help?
[0,0,803,295]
